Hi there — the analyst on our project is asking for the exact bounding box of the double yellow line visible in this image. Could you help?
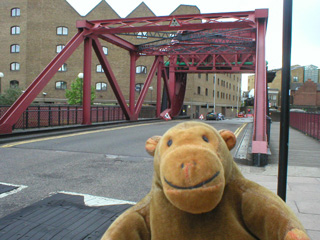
[234,123,248,138]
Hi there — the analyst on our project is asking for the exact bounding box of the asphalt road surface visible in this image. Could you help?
[0,119,248,219]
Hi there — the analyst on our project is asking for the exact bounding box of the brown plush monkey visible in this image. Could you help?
[101,121,309,240]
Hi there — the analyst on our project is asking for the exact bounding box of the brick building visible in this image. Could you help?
[291,80,320,107]
[0,0,242,118]
[247,65,319,109]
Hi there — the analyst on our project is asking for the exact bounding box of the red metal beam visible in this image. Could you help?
[129,52,137,116]
[156,57,163,117]
[99,34,137,52]
[134,56,160,116]
[0,30,85,134]
[82,37,92,125]
[252,16,268,155]
[77,10,258,35]
[91,36,131,120]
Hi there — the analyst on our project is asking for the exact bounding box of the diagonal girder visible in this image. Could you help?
[92,36,131,119]
[0,30,86,134]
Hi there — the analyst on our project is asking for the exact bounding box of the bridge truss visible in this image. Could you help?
[0,9,269,159]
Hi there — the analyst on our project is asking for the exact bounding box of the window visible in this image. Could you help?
[206,74,208,81]
[10,44,20,53]
[58,64,67,72]
[197,86,201,95]
[11,26,20,35]
[10,62,20,71]
[226,82,228,88]
[198,73,201,79]
[217,78,220,85]
[205,88,208,96]
[57,26,68,35]
[102,47,108,55]
[96,82,107,91]
[293,76,298,82]
[136,65,147,74]
[11,8,20,17]
[226,94,228,99]
[10,80,19,88]
[135,83,144,93]
[96,64,104,73]
[56,44,65,53]
[55,81,67,90]
[213,90,215,97]
[137,32,148,39]
[217,91,220,98]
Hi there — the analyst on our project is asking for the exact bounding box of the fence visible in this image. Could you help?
[0,105,126,130]
[290,112,320,140]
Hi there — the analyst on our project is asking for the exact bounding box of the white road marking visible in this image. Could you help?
[0,182,28,199]
[58,191,136,207]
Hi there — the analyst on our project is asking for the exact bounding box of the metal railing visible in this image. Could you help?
[0,105,126,130]
[290,112,320,140]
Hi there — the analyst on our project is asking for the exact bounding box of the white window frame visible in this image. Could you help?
[57,26,68,35]
[10,44,20,53]
[11,8,20,17]
[11,26,20,35]
[55,81,67,90]
[10,62,20,71]
[96,82,107,91]
[136,65,147,74]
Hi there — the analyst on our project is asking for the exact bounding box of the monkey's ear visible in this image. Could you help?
[145,136,161,156]
[219,130,236,150]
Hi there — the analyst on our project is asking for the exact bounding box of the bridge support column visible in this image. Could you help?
[129,52,137,120]
[82,37,92,125]
[156,58,163,117]
[252,10,268,166]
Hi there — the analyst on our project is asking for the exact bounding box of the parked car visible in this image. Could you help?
[237,112,245,118]
[217,113,225,120]
[206,112,218,120]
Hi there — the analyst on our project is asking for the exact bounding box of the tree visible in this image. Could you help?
[65,77,95,105]
[0,87,22,105]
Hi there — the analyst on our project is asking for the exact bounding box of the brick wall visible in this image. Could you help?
[292,80,320,106]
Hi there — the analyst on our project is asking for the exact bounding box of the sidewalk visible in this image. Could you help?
[238,121,320,239]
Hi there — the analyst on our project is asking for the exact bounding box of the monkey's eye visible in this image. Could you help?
[167,139,173,147]
[202,136,209,143]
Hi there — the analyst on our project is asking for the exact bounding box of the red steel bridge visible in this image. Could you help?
[0,9,269,160]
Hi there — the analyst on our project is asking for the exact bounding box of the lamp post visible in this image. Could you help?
[78,73,83,105]
[0,72,4,94]
[149,86,153,103]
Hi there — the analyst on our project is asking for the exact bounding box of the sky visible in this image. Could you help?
[66,0,320,90]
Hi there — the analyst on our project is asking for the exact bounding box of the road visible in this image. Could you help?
[0,119,249,219]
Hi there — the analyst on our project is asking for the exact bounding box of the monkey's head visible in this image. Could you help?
[146,121,236,214]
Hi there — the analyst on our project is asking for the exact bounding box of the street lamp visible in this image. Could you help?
[78,72,84,79]
[0,72,4,94]
[78,73,84,105]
